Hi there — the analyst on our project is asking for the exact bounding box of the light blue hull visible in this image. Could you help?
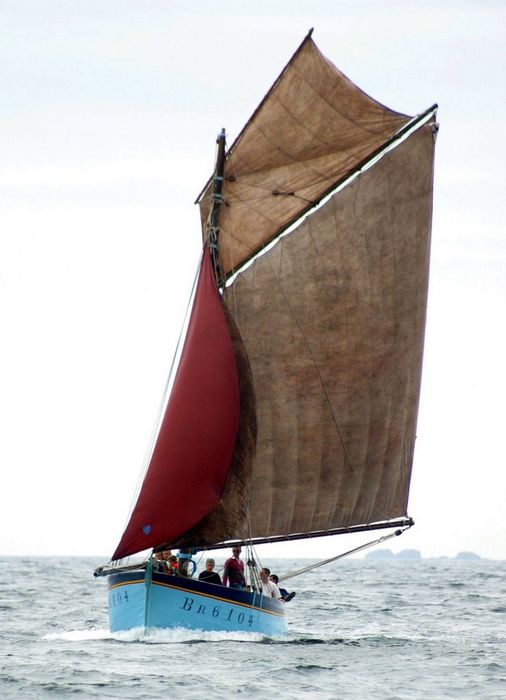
[108,569,286,636]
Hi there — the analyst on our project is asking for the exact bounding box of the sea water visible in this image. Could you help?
[1,556,505,699]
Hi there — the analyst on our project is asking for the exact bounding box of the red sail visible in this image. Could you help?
[112,246,240,560]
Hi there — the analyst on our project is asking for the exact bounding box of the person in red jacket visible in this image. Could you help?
[222,546,246,590]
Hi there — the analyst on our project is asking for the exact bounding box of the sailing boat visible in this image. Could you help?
[95,30,437,636]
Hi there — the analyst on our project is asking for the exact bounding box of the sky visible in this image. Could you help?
[1,1,504,561]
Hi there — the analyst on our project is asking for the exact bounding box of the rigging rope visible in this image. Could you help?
[119,248,204,540]
[278,527,408,583]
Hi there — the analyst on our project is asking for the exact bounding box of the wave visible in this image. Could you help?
[43,626,271,644]
[43,628,112,642]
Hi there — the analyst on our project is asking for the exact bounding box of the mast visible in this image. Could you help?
[194,30,314,208]
[207,128,227,285]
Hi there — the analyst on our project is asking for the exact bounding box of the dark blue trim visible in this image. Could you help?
[108,570,283,615]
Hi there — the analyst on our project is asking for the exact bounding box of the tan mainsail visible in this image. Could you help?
[197,36,411,279]
[219,124,435,541]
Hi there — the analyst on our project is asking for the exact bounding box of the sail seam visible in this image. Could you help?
[290,62,408,141]
[309,46,410,130]
[368,156,404,523]
[268,254,356,475]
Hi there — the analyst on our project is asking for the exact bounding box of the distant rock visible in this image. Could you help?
[365,549,395,560]
[364,549,484,562]
[395,549,421,561]
[455,551,482,561]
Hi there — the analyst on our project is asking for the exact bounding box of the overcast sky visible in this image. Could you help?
[1,1,504,561]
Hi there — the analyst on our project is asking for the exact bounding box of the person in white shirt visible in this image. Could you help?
[259,567,283,600]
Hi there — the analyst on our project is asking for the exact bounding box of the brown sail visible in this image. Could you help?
[221,123,436,542]
[197,35,412,279]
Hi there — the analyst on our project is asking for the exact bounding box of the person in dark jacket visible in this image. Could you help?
[269,574,296,602]
[198,558,222,585]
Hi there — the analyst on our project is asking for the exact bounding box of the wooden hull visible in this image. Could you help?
[108,569,287,636]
